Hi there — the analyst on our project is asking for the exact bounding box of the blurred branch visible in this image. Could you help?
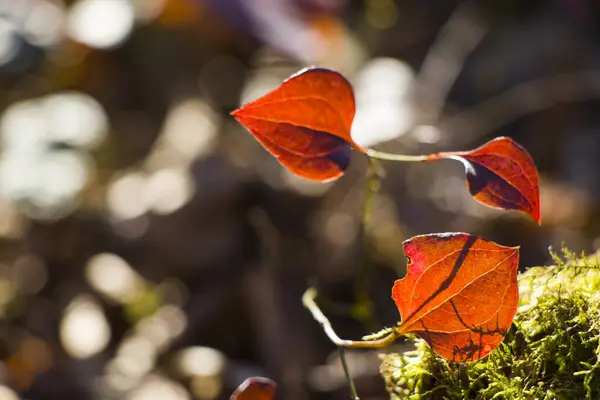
[439,70,600,146]
[416,1,489,124]
[412,3,600,148]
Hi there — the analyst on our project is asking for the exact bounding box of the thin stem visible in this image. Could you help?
[353,157,383,329]
[338,347,360,400]
[302,288,400,349]
[366,149,430,163]
[362,157,382,228]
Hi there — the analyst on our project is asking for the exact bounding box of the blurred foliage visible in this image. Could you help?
[1,0,600,399]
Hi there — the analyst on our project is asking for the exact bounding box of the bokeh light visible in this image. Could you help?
[0,149,90,219]
[0,385,19,400]
[107,172,148,221]
[86,253,144,303]
[1,100,48,153]
[21,0,66,47]
[43,91,108,149]
[104,305,187,395]
[68,0,134,49]
[145,168,194,215]
[126,375,190,400]
[60,295,111,359]
[412,125,441,144]
[175,346,226,378]
[351,58,415,147]
[0,18,20,67]
[160,99,218,163]
[135,305,187,351]
[173,347,225,400]
[0,91,106,219]
[109,337,156,386]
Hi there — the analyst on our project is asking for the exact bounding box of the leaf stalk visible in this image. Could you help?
[302,288,400,349]
[366,149,430,163]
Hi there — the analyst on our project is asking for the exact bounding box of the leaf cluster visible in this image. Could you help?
[231,66,543,398]
[380,248,600,400]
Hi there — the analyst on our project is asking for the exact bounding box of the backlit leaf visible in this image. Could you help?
[393,233,519,362]
[426,137,540,224]
[230,377,276,400]
[232,68,363,182]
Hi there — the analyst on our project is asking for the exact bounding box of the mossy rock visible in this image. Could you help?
[380,248,600,400]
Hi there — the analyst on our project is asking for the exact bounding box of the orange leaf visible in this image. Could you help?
[230,377,276,400]
[232,68,363,182]
[427,137,541,224]
[393,233,519,362]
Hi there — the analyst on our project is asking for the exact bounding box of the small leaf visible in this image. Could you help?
[427,137,540,223]
[230,377,277,400]
[393,233,519,362]
[232,67,362,182]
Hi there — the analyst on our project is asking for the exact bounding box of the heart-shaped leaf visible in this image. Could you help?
[393,233,519,362]
[232,67,363,182]
[230,377,277,400]
[426,137,540,224]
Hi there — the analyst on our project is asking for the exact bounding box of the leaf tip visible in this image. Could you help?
[230,108,242,118]
[533,206,542,225]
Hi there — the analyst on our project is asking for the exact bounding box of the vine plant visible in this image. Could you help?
[229,68,541,399]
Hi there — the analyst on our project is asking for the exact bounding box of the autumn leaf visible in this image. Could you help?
[230,377,277,400]
[426,137,541,224]
[232,67,363,182]
[393,233,519,362]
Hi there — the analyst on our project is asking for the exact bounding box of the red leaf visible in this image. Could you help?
[232,67,362,182]
[393,233,519,362]
[427,137,541,224]
[230,377,277,400]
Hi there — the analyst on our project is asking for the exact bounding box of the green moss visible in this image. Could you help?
[380,247,600,400]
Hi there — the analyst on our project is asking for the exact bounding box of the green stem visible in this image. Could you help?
[303,150,422,399]
[362,157,383,229]
[353,157,383,328]
[338,347,360,400]
[366,149,430,162]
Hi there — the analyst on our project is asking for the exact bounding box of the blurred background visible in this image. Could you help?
[1,0,600,399]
